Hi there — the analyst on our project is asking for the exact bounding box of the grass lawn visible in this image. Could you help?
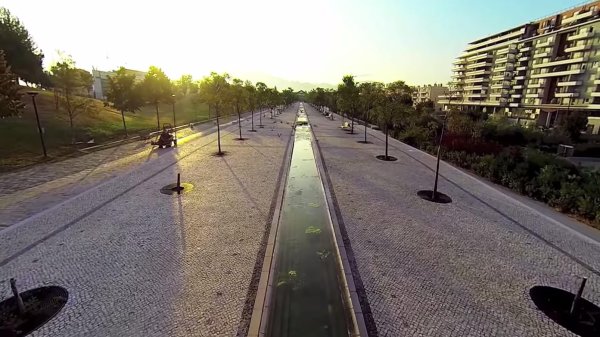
[0,89,211,172]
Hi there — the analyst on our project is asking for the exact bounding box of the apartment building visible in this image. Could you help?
[412,83,448,111]
[92,68,146,100]
[440,1,600,134]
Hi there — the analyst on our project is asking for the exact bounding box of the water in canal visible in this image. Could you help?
[266,111,354,337]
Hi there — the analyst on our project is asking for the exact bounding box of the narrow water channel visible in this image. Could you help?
[266,109,354,337]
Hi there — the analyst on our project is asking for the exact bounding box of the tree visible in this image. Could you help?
[106,67,143,137]
[0,8,46,84]
[358,81,384,143]
[558,111,588,143]
[255,81,268,127]
[375,81,414,160]
[141,66,172,130]
[198,72,230,155]
[174,74,193,96]
[282,87,297,106]
[50,56,92,141]
[229,78,248,140]
[244,81,257,131]
[337,75,360,133]
[0,50,24,118]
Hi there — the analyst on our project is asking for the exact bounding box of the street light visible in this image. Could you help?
[171,94,177,146]
[27,92,47,158]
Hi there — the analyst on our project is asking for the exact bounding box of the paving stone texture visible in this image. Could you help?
[0,107,296,337]
[306,104,600,337]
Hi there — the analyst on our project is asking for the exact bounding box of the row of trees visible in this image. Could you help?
[104,69,297,143]
[307,76,416,159]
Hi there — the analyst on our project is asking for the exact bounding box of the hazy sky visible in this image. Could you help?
[3,0,584,86]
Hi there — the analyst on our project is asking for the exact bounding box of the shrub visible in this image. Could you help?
[442,133,502,156]
[535,165,572,202]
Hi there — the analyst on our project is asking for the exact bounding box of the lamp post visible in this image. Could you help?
[27,92,47,158]
[172,94,177,146]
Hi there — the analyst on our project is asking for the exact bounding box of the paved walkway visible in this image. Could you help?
[307,105,600,337]
[0,107,296,337]
[0,113,262,228]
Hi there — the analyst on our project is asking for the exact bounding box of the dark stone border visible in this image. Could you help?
[375,155,397,162]
[357,140,372,144]
[212,151,229,157]
[530,286,600,337]
[0,286,68,337]
[234,138,248,141]
[417,190,452,204]
[160,183,194,195]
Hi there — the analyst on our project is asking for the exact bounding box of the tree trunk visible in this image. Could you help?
[155,102,160,130]
[385,125,389,159]
[251,109,255,130]
[237,103,242,140]
[364,112,368,143]
[351,114,354,134]
[121,110,128,137]
[259,108,263,127]
[66,94,75,143]
[216,104,222,154]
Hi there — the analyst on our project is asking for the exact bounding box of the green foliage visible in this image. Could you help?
[281,87,297,105]
[0,50,24,118]
[0,8,46,84]
[141,66,172,104]
[557,111,588,143]
[174,74,194,96]
[337,75,359,119]
[359,81,384,122]
[106,67,143,113]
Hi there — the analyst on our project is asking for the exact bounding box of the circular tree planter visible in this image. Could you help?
[357,140,372,144]
[0,286,68,337]
[160,183,194,195]
[417,190,452,204]
[375,155,397,162]
[234,138,247,141]
[248,129,258,132]
[212,151,228,157]
[530,286,600,337]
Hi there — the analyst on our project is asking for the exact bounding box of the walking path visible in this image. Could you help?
[0,113,260,228]
[0,107,296,337]
[308,104,600,337]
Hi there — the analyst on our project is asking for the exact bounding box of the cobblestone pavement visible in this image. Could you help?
[307,105,600,337]
[0,107,297,336]
[0,113,262,228]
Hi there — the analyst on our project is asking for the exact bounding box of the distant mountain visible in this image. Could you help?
[235,71,336,91]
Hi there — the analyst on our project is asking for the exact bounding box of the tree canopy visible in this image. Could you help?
[0,50,24,118]
[141,66,172,104]
[0,7,46,84]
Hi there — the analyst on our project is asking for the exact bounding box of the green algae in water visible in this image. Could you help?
[305,226,322,235]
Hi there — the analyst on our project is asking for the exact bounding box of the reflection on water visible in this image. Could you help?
[266,122,351,337]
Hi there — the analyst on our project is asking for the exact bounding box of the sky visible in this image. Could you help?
[2,0,586,88]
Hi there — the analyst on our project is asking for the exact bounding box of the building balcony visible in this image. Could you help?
[466,54,493,62]
[528,81,545,88]
[562,9,597,25]
[453,58,467,65]
[518,56,530,62]
[526,92,543,98]
[589,92,600,97]
[452,66,465,71]
[463,85,488,90]
[466,61,492,69]
[489,92,509,98]
[554,92,579,98]
[511,94,523,98]
[465,69,491,76]
[513,85,524,89]
[594,79,600,85]
[465,93,487,98]
[490,82,511,89]
[532,56,588,69]
[516,66,527,71]
[530,68,586,78]
[536,38,555,48]
[520,46,532,52]
[510,103,520,107]
[514,75,526,80]
[497,46,518,55]
[566,30,595,41]
[464,77,489,83]
[557,80,582,87]
[532,52,549,59]
[452,73,466,78]
[564,44,591,53]
[491,74,509,81]
[493,65,514,72]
